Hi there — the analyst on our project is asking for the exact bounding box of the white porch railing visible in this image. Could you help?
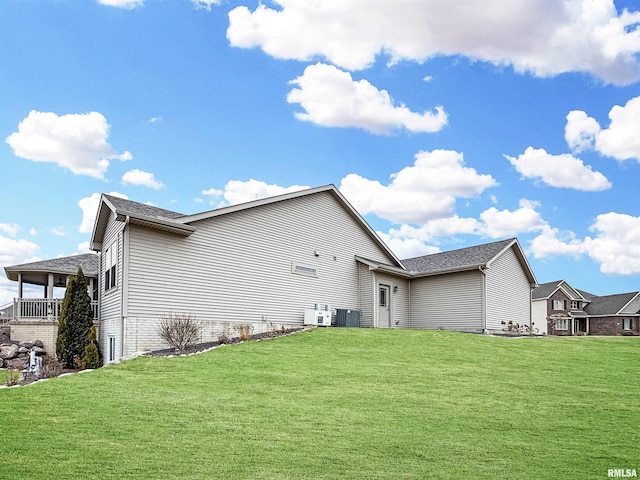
[11,298,99,322]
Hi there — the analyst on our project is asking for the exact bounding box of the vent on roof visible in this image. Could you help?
[292,262,317,277]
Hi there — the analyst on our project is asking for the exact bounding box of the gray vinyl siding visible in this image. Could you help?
[357,262,374,327]
[98,212,124,359]
[485,247,531,331]
[409,270,483,331]
[123,191,397,355]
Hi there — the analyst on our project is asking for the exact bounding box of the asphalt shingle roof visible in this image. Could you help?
[5,253,99,277]
[401,238,515,273]
[532,280,564,300]
[104,194,184,220]
[584,292,639,316]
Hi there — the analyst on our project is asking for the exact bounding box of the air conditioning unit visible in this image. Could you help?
[304,309,332,327]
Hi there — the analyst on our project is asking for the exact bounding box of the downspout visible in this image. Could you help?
[479,266,487,333]
[120,216,130,360]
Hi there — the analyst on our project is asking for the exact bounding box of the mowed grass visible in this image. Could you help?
[1,329,638,479]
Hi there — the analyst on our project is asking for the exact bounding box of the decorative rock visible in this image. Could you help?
[0,345,18,360]
[34,340,44,348]
[0,358,4,368]
[4,357,27,370]
[19,341,34,349]
[32,346,46,355]
[18,346,29,354]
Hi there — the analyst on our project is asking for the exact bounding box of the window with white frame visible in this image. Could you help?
[623,318,633,330]
[108,335,116,362]
[555,318,569,330]
[570,300,580,309]
[104,243,117,291]
[552,299,566,310]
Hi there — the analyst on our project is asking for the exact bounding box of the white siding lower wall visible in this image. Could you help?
[409,271,483,331]
[531,300,548,335]
[485,248,532,332]
[101,316,121,362]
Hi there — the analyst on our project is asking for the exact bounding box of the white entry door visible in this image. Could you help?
[378,284,391,327]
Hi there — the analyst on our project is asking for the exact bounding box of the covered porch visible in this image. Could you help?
[3,254,100,322]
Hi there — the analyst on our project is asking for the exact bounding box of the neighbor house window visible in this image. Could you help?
[104,243,117,291]
[623,318,633,330]
[570,300,580,309]
[555,319,569,330]
[552,300,566,310]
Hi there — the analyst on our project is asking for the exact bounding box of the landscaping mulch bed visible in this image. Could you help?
[145,326,308,357]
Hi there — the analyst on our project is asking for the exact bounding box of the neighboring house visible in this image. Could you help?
[4,185,538,362]
[583,292,640,335]
[532,280,591,336]
[533,280,640,335]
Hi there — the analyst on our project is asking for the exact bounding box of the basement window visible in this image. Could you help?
[292,262,317,277]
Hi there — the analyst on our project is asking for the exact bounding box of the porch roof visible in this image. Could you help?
[4,253,99,285]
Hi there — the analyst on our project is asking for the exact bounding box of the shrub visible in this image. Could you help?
[3,369,22,386]
[234,323,253,342]
[218,332,230,345]
[40,356,63,379]
[157,312,202,351]
[56,268,94,369]
[82,326,101,369]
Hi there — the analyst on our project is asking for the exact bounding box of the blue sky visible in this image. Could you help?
[1,0,639,304]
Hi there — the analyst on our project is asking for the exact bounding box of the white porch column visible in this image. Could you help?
[47,273,54,299]
[18,272,23,298]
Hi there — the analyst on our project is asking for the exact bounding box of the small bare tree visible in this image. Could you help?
[157,312,202,351]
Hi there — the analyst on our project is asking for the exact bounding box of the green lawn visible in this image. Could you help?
[1,329,638,479]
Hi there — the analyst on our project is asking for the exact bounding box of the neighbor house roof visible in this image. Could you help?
[584,292,640,316]
[532,280,588,301]
[401,238,537,285]
[4,254,99,283]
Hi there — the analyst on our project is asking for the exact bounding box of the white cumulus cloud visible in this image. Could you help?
[566,95,640,162]
[192,0,221,10]
[220,179,310,206]
[0,223,20,237]
[5,111,132,179]
[479,199,548,238]
[228,0,640,85]
[78,192,128,234]
[97,0,143,9]
[287,63,447,134]
[122,169,164,189]
[529,213,640,275]
[377,231,440,260]
[340,149,497,225]
[505,146,611,191]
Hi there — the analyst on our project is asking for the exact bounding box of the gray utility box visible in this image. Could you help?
[335,308,360,327]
